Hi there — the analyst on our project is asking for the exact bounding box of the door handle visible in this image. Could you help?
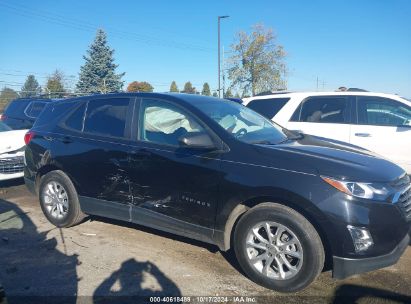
[355,133,371,137]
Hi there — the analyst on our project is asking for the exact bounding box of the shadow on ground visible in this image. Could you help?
[93,258,181,304]
[0,198,181,304]
[331,284,411,303]
[0,178,25,190]
[0,198,78,304]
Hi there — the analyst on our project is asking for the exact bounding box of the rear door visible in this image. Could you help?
[350,96,411,172]
[286,95,353,143]
[56,97,135,219]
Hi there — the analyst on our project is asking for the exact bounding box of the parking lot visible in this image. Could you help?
[0,179,410,303]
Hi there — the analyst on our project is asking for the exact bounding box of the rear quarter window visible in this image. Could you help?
[4,99,31,118]
[246,98,290,119]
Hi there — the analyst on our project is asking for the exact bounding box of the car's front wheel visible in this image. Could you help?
[39,170,85,228]
[233,203,325,292]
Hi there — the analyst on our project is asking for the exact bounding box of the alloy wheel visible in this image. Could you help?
[42,181,69,219]
[245,221,303,280]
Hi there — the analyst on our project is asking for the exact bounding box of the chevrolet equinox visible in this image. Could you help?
[24,93,411,292]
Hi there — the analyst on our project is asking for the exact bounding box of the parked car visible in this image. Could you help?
[243,92,411,174]
[0,98,53,130]
[0,121,26,181]
[24,93,410,292]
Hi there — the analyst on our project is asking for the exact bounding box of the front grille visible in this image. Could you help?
[398,186,411,221]
[0,156,24,174]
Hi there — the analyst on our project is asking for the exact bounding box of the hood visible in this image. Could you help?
[255,134,405,183]
[0,129,27,154]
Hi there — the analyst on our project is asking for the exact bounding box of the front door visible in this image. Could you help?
[350,96,411,173]
[128,98,223,233]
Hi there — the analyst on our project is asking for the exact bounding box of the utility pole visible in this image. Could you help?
[222,45,225,98]
[218,15,229,98]
[316,76,319,91]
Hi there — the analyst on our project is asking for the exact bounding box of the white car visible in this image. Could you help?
[243,91,411,174]
[0,121,27,181]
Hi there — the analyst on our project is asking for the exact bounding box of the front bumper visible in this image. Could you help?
[0,171,24,181]
[332,232,410,279]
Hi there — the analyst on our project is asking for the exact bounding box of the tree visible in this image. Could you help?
[21,75,40,98]
[46,70,66,98]
[224,88,233,98]
[169,81,179,92]
[182,82,196,94]
[212,92,218,97]
[76,29,125,93]
[201,83,211,96]
[0,87,19,112]
[227,24,287,96]
[127,81,154,92]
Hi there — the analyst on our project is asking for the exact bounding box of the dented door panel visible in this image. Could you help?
[128,142,223,229]
[53,135,133,205]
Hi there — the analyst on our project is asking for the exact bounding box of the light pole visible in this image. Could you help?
[218,15,229,98]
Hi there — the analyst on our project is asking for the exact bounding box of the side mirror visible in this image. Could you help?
[178,132,216,150]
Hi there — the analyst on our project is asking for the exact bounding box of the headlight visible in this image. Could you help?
[321,176,390,201]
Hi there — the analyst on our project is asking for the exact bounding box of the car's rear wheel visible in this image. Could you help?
[233,203,324,292]
[39,170,85,227]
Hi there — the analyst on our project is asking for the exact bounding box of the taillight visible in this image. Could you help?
[0,114,6,121]
[24,131,35,145]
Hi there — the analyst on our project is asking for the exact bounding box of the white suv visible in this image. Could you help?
[243,91,411,174]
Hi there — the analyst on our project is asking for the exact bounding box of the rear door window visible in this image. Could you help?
[83,98,131,138]
[246,98,290,119]
[294,96,350,124]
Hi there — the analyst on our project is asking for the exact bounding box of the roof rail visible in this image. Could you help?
[254,91,291,96]
[346,88,368,92]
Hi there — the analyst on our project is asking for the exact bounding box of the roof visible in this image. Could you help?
[56,92,223,106]
[242,91,410,104]
[11,97,57,103]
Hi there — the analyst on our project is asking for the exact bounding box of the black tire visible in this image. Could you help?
[39,170,85,228]
[233,203,324,292]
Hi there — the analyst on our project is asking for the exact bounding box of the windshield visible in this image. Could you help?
[192,98,289,144]
[0,121,12,132]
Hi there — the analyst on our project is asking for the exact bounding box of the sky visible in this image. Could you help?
[0,0,410,97]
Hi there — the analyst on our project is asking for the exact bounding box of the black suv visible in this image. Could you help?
[1,98,53,130]
[24,93,411,292]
